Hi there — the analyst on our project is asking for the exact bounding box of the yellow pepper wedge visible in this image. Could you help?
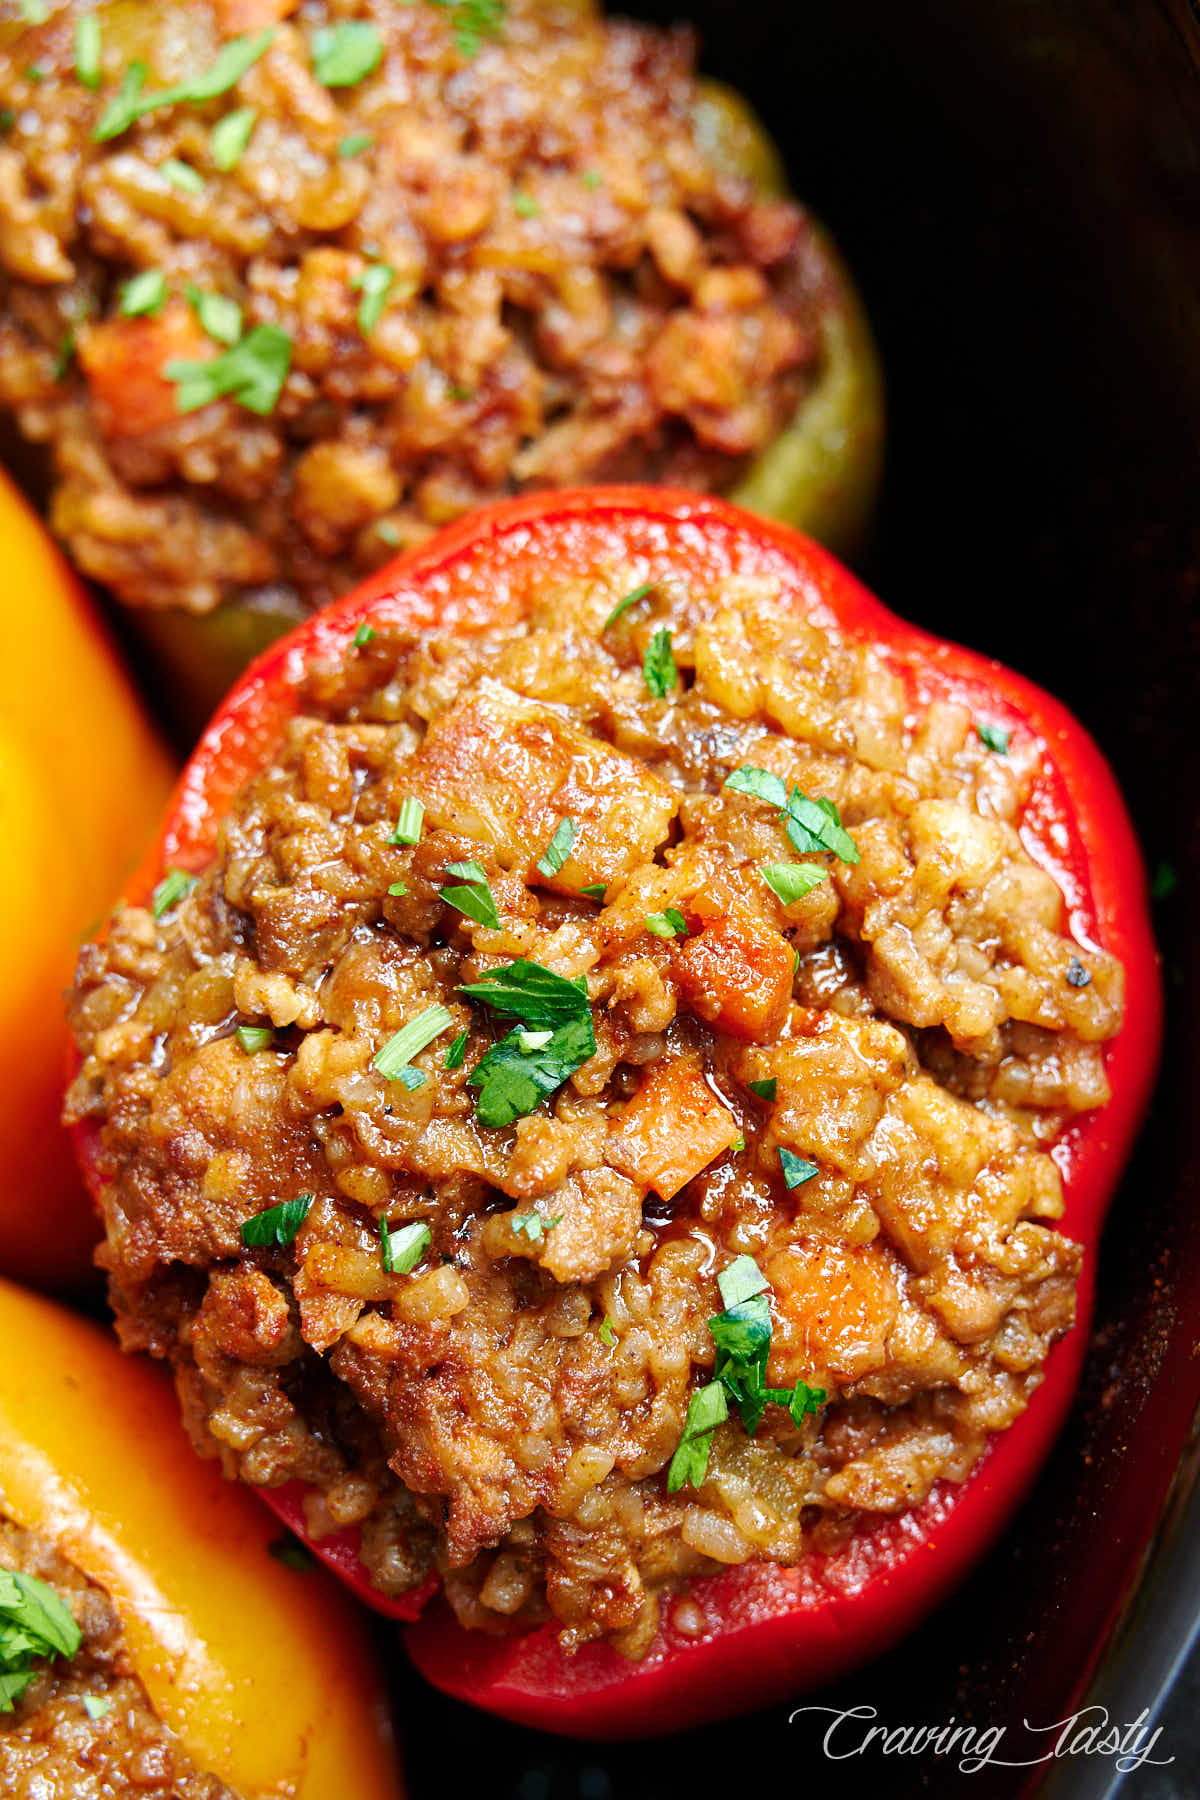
[0,1276,404,1798]
[0,465,174,1287]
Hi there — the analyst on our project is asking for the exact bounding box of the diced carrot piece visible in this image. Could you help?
[414,681,679,892]
[608,1055,738,1200]
[673,900,793,1043]
[77,304,212,440]
[767,1238,899,1384]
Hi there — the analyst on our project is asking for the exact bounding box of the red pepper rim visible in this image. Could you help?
[70,488,1162,1736]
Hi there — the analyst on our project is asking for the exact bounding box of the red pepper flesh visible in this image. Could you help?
[70,488,1161,1739]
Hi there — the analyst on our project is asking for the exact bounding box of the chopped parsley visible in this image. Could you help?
[579,883,607,902]
[536,817,577,878]
[430,0,506,58]
[444,1029,469,1070]
[387,797,424,846]
[74,14,102,91]
[0,1569,81,1712]
[235,1024,273,1054]
[666,1381,727,1493]
[381,1218,430,1275]
[167,322,292,416]
[730,1132,746,1154]
[82,1693,111,1720]
[119,267,166,317]
[161,157,204,195]
[724,766,859,865]
[311,20,383,87]
[352,622,376,647]
[603,581,653,629]
[94,31,275,141]
[241,1193,313,1249]
[373,1004,454,1080]
[187,284,242,346]
[52,327,76,382]
[377,519,401,546]
[338,130,373,157]
[642,626,677,698]
[459,959,595,1126]
[1065,956,1092,988]
[353,262,394,334]
[211,104,257,170]
[598,1315,616,1346]
[151,867,197,919]
[512,188,538,218]
[668,1255,826,1490]
[645,907,687,940]
[511,1211,562,1243]
[976,720,1011,755]
[779,1147,818,1189]
[760,861,828,907]
[458,959,590,1029]
[387,881,408,897]
[440,859,501,930]
[469,1014,595,1129]
[747,1076,777,1102]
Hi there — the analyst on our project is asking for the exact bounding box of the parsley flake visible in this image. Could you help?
[0,1569,81,1714]
[469,1014,595,1128]
[82,1694,111,1720]
[312,20,382,86]
[430,0,506,57]
[598,1315,616,1346]
[387,797,424,846]
[603,581,653,629]
[725,766,859,865]
[579,883,607,902]
[387,881,408,897]
[760,861,827,907]
[458,959,589,1028]
[976,720,1011,755]
[94,32,275,141]
[779,1148,818,1189]
[120,268,166,317]
[161,157,204,194]
[440,860,501,930]
[151,867,197,919]
[381,1218,430,1275]
[373,1005,453,1080]
[642,626,677,698]
[167,322,292,416]
[645,907,687,939]
[211,105,257,170]
[187,284,242,345]
[74,14,102,91]
[444,1029,469,1069]
[666,1381,727,1492]
[235,1024,273,1054]
[511,1211,562,1244]
[353,262,394,334]
[536,817,577,878]
[338,130,373,157]
[241,1193,312,1249]
[353,622,376,647]
[512,187,538,218]
[746,1076,777,1102]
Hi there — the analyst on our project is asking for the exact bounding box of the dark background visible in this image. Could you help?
[383,1,1200,1795]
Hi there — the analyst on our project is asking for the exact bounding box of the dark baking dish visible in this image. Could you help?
[385,0,1200,1792]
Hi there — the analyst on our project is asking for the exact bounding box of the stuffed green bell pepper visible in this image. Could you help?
[0,0,882,726]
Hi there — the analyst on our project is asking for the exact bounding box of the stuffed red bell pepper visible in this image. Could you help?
[65,488,1159,1739]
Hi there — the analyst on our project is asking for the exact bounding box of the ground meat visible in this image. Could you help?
[0,0,829,620]
[66,564,1123,1654]
[0,1517,236,1799]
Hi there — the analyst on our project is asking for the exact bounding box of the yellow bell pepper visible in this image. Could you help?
[0,1276,404,1797]
[0,466,175,1286]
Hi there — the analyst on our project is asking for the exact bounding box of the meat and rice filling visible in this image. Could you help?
[0,0,824,619]
[0,1518,234,1798]
[67,568,1124,1656]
